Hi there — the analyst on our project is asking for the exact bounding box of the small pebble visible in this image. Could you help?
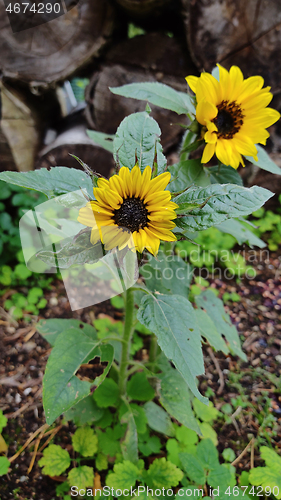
[49,297,58,306]
[23,388,32,396]
[15,393,21,404]
[6,326,16,334]
[275,355,281,364]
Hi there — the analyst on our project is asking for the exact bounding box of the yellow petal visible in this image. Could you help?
[185,75,198,93]
[202,142,216,164]
[196,99,217,125]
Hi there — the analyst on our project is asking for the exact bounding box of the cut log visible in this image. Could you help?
[35,116,114,178]
[0,82,42,172]
[85,33,198,152]
[183,0,281,92]
[114,0,172,18]
[0,0,115,87]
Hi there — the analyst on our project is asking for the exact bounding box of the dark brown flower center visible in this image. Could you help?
[114,197,148,233]
[213,100,244,139]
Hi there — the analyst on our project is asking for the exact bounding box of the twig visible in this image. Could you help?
[0,306,18,327]
[28,424,49,474]
[38,425,62,453]
[251,439,255,469]
[207,347,225,395]
[9,423,49,463]
[23,327,37,343]
[7,402,31,418]
[231,438,255,466]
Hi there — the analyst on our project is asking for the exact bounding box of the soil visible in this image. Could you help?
[0,249,281,500]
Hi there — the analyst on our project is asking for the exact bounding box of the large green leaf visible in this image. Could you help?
[140,250,193,297]
[137,294,207,403]
[110,82,195,115]
[174,184,274,231]
[159,368,201,434]
[194,308,229,354]
[36,231,102,269]
[43,327,113,424]
[195,290,246,361]
[86,130,114,153]
[168,159,209,192]
[37,318,98,347]
[215,219,266,248]
[245,145,281,175]
[207,165,243,186]
[144,401,175,437]
[120,406,139,465]
[0,167,93,199]
[113,111,166,173]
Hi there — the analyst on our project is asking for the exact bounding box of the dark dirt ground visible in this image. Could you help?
[0,247,281,500]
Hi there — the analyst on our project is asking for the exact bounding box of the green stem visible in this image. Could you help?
[118,287,135,396]
[149,333,158,370]
[163,241,173,256]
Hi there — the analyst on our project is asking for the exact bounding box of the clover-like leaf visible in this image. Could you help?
[249,447,281,499]
[145,457,183,489]
[38,444,70,476]
[0,456,10,476]
[0,411,8,433]
[72,426,98,457]
[68,466,94,490]
[106,461,140,490]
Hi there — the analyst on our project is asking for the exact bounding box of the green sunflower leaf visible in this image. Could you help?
[195,290,246,360]
[144,401,175,437]
[127,372,155,401]
[120,406,139,465]
[215,219,266,248]
[246,145,281,175]
[168,159,209,192]
[113,111,166,174]
[36,318,98,347]
[140,249,193,297]
[38,444,71,476]
[43,327,114,424]
[174,184,274,231]
[110,81,195,115]
[86,130,115,153]
[0,167,93,200]
[207,165,243,185]
[137,294,207,403]
[158,367,201,434]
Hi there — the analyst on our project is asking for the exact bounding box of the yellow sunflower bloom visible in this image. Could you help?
[78,165,178,256]
[186,65,280,169]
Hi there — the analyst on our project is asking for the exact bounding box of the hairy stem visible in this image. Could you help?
[118,287,135,396]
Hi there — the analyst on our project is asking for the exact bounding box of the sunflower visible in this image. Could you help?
[186,64,280,169]
[78,165,178,256]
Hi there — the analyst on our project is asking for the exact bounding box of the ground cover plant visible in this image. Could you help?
[0,64,281,499]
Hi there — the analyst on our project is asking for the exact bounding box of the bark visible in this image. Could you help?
[35,117,115,178]
[85,33,198,152]
[114,0,172,17]
[183,0,281,92]
[0,0,115,87]
[0,82,41,172]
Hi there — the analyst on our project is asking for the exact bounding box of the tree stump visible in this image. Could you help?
[85,33,198,152]
[35,113,115,178]
[114,0,172,18]
[183,0,281,93]
[0,82,42,172]
[0,0,115,87]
